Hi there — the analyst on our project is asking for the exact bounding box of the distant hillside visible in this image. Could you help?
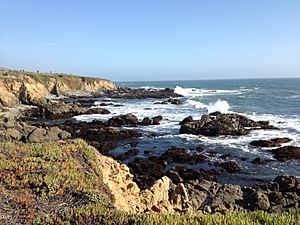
[0,70,118,107]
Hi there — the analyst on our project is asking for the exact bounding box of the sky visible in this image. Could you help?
[0,0,300,81]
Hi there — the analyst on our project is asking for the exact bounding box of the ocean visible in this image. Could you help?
[76,78,300,186]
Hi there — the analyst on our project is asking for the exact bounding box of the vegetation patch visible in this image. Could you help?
[0,139,299,224]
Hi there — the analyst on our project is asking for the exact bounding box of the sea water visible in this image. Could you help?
[75,78,300,185]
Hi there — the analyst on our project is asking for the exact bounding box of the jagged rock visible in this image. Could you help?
[180,113,276,136]
[250,138,292,148]
[152,115,163,125]
[115,149,140,161]
[128,157,165,189]
[139,117,152,126]
[245,190,270,210]
[274,175,299,192]
[27,126,71,143]
[60,120,141,155]
[99,88,181,99]
[209,184,244,213]
[162,98,183,105]
[166,168,184,184]
[107,113,139,127]
[179,116,193,125]
[87,107,110,114]
[50,83,62,96]
[271,146,300,161]
[218,161,241,173]
[160,147,207,164]
[97,154,178,213]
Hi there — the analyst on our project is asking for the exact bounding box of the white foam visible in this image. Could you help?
[207,99,231,113]
[174,86,244,97]
[186,99,230,114]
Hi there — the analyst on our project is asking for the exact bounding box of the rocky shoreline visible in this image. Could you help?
[1,73,300,217]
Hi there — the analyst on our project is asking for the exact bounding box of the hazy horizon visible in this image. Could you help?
[1,0,300,81]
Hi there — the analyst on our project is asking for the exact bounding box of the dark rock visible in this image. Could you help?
[209,184,244,213]
[271,146,300,161]
[60,120,141,155]
[219,161,241,173]
[96,88,182,99]
[180,113,277,136]
[36,101,91,119]
[250,138,291,148]
[163,98,183,105]
[128,157,165,189]
[160,147,207,164]
[107,113,138,127]
[166,168,184,184]
[128,141,138,147]
[115,149,140,161]
[50,83,62,96]
[179,116,193,125]
[220,154,232,160]
[139,117,152,126]
[251,157,265,164]
[87,107,110,114]
[274,175,298,192]
[245,190,270,210]
[152,115,163,125]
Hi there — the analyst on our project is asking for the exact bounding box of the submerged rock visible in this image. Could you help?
[271,146,300,161]
[250,138,291,148]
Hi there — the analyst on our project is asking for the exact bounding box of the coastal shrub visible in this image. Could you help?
[1,139,299,224]
[0,139,105,199]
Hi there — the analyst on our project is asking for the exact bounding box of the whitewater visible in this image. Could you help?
[75,78,300,185]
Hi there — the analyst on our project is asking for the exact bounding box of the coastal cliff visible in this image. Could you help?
[0,70,118,107]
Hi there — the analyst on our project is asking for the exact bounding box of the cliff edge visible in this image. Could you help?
[0,70,118,107]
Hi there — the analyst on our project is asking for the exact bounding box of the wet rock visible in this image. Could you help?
[128,157,165,189]
[138,115,163,126]
[139,117,152,126]
[218,161,241,173]
[97,88,182,99]
[152,115,163,125]
[271,146,300,161]
[274,175,298,192]
[115,149,140,161]
[250,138,291,148]
[87,107,111,114]
[163,98,183,105]
[107,113,139,127]
[128,141,139,147]
[179,116,193,125]
[160,147,207,164]
[60,120,141,155]
[180,113,276,136]
[250,157,273,164]
[172,167,219,183]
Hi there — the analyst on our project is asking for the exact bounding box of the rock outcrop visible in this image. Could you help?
[0,70,118,107]
[96,154,176,213]
[179,112,276,136]
[96,151,300,214]
[0,116,70,143]
[250,138,292,148]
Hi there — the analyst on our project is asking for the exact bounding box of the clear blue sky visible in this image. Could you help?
[1,0,300,81]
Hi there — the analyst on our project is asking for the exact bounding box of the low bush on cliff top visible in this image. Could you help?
[0,139,299,225]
